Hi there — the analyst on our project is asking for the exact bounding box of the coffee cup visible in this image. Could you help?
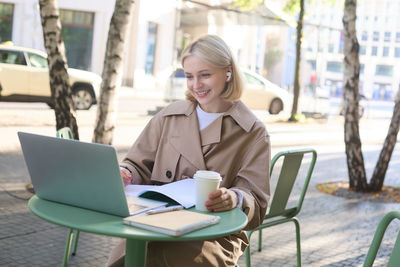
[193,170,222,211]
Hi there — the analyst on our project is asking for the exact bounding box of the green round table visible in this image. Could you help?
[28,195,248,267]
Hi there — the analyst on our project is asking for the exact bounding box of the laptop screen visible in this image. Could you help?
[18,132,131,217]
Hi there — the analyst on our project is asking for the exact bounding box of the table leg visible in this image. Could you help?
[125,239,147,267]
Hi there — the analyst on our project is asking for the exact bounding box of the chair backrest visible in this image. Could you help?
[267,148,317,218]
[364,211,400,267]
[56,127,73,139]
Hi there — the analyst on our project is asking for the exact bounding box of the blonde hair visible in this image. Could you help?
[181,35,243,102]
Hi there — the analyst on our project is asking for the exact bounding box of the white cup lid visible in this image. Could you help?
[194,170,221,180]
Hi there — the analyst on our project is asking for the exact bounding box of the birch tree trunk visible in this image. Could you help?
[342,0,367,191]
[92,0,134,144]
[369,86,400,191]
[39,0,79,139]
[289,0,304,121]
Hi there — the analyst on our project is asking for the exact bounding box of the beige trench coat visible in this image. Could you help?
[109,100,270,267]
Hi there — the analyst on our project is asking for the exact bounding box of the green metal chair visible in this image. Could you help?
[56,127,79,267]
[56,127,73,139]
[245,148,317,267]
[364,210,400,267]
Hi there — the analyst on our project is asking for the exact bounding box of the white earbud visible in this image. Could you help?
[226,71,232,82]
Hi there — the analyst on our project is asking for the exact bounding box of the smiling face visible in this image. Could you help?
[183,55,232,113]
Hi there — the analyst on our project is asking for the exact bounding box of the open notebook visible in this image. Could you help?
[125,179,196,209]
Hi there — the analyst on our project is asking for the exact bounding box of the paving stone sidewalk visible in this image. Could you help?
[1,110,400,266]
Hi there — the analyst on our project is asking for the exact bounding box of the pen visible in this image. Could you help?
[146,205,183,215]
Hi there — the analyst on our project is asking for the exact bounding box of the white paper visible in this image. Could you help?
[125,179,196,209]
[125,184,156,197]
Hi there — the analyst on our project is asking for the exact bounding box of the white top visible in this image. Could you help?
[196,105,223,131]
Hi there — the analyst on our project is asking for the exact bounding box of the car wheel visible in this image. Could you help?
[269,98,283,114]
[72,86,94,110]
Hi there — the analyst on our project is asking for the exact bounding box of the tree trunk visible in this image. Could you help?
[342,0,367,191]
[289,0,304,121]
[369,86,400,191]
[92,0,134,145]
[39,0,79,139]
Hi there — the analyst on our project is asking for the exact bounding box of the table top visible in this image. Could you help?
[28,195,248,241]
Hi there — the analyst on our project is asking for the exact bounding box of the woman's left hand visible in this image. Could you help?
[205,187,238,212]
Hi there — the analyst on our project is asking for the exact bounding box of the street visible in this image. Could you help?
[0,94,396,154]
[1,94,399,266]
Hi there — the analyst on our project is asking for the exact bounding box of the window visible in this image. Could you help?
[361,31,368,41]
[371,46,378,56]
[307,60,316,71]
[145,22,158,75]
[360,64,364,74]
[27,52,48,68]
[338,31,344,53]
[326,61,343,73]
[360,46,366,55]
[373,31,379,41]
[0,3,13,43]
[0,50,26,65]
[384,32,391,42]
[174,68,185,78]
[396,32,400,42]
[382,47,389,57]
[373,83,393,100]
[60,9,94,70]
[244,73,264,87]
[386,1,391,11]
[381,46,389,56]
[375,65,393,76]
[395,47,400,57]
[328,43,334,53]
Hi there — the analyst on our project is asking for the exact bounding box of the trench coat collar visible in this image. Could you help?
[161,100,257,165]
[162,100,196,117]
[223,100,257,133]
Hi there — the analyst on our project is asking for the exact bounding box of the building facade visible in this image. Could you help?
[179,0,294,88]
[0,0,296,95]
[303,0,400,101]
[0,0,177,92]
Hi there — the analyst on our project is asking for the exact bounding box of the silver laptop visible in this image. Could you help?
[18,131,166,217]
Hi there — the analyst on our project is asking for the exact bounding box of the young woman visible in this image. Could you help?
[107,34,270,267]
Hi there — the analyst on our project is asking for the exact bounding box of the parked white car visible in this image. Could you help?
[164,68,290,115]
[0,44,102,110]
[240,69,290,114]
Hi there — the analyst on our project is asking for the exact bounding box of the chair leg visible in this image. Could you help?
[71,230,80,256]
[62,228,74,267]
[245,245,251,267]
[245,230,253,267]
[293,218,302,267]
[258,229,263,252]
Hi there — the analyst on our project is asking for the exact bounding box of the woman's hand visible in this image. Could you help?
[205,187,238,212]
[120,169,132,186]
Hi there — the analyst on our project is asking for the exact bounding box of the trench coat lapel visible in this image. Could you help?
[168,108,206,170]
[199,101,255,146]
[200,115,223,146]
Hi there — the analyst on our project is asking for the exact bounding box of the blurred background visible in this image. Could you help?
[0,0,398,117]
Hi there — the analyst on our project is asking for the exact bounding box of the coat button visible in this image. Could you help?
[166,170,172,179]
